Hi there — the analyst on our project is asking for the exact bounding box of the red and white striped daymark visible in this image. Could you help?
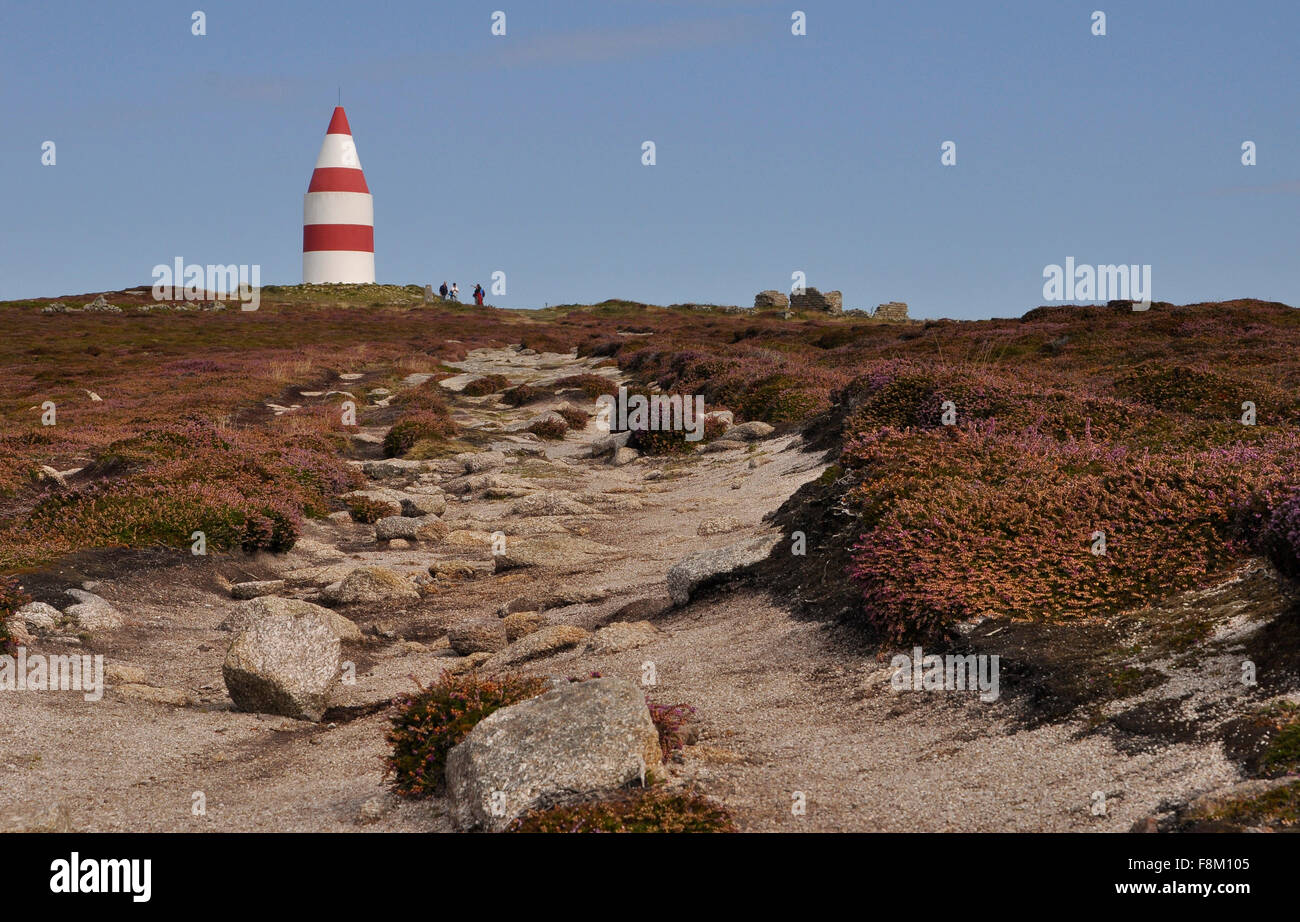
[303,106,375,283]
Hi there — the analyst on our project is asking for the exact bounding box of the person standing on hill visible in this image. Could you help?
[473,283,484,306]
[450,282,459,302]
[439,281,448,300]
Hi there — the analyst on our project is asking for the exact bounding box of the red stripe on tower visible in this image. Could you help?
[302,106,375,283]
[303,224,375,251]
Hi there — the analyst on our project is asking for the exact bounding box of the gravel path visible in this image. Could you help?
[0,345,1247,831]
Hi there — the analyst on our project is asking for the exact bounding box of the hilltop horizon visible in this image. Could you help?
[5,1,1298,318]
[7,282,1296,325]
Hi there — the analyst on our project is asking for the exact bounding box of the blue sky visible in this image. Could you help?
[2,0,1296,318]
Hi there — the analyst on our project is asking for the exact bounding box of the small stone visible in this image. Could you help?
[458,451,506,473]
[334,566,420,604]
[510,491,594,517]
[666,534,781,606]
[697,515,744,536]
[62,589,124,631]
[104,664,148,685]
[483,625,590,669]
[448,618,509,655]
[358,795,390,824]
[492,535,623,572]
[117,684,194,707]
[502,610,547,642]
[444,678,660,831]
[725,421,775,441]
[401,493,447,518]
[443,652,493,675]
[15,602,59,632]
[230,580,286,601]
[586,620,662,654]
[429,559,492,581]
[219,596,362,643]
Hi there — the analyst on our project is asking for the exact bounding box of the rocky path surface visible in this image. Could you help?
[1,346,1245,831]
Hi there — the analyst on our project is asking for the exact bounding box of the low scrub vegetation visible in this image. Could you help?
[526,416,568,440]
[386,671,548,797]
[646,700,696,758]
[554,405,590,429]
[507,788,735,833]
[461,374,510,397]
[553,373,619,398]
[0,576,29,654]
[0,419,362,570]
[501,383,549,406]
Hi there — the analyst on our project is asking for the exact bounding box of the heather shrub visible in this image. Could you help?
[346,495,394,524]
[0,576,30,654]
[502,384,549,406]
[383,411,455,457]
[647,700,696,758]
[393,380,455,418]
[1247,488,1300,578]
[554,406,590,429]
[627,426,693,456]
[386,671,548,797]
[576,338,623,359]
[527,416,568,440]
[713,373,823,424]
[517,330,572,354]
[0,420,355,569]
[842,425,1282,641]
[1112,363,1243,416]
[553,373,619,398]
[507,789,734,833]
[461,374,510,396]
[21,479,301,558]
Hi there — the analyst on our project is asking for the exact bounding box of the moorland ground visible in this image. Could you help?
[3,286,1300,831]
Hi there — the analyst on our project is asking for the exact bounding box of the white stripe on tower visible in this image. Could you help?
[302,106,375,283]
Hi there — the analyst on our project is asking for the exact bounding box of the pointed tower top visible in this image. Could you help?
[326,106,352,136]
[308,105,368,193]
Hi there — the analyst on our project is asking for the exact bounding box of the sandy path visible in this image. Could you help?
[0,346,1241,831]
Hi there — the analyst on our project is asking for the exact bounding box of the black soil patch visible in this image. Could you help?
[16,546,219,601]
[1220,712,1283,777]
[757,462,871,629]
[1241,601,1300,695]
[322,698,394,724]
[1107,696,1201,753]
[960,617,1166,729]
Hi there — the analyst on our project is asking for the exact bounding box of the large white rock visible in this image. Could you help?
[219,596,361,643]
[222,610,341,721]
[666,533,781,606]
[509,491,594,517]
[62,589,124,631]
[375,515,447,543]
[15,601,60,633]
[445,678,661,830]
[723,420,774,441]
[333,566,420,604]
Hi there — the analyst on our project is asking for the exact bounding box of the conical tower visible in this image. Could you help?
[302,106,375,283]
